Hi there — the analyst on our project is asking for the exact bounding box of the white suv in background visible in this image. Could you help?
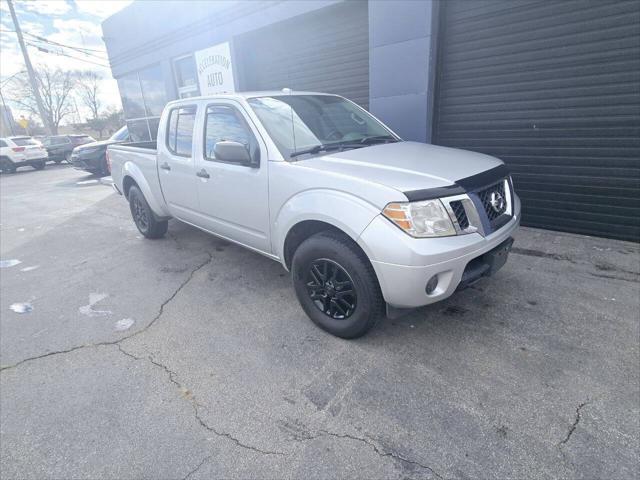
[0,136,49,173]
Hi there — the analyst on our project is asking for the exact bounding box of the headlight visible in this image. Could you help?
[383,199,456,237]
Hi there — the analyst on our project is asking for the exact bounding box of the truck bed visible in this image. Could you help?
[107,142,167,216]
[117,141,157,151]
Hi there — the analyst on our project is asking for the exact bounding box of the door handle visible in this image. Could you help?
[196,168,210,179]
[160,162,171,171]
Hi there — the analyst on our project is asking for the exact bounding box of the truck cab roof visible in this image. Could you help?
[165,90,337,107]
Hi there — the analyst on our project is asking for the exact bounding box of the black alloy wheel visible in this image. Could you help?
[128,185,168,239]
[306,258,357,319]
[131,193,149,231]
[292,231,383,339]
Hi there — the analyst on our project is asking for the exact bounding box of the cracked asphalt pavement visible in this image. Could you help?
[1,165,639,479]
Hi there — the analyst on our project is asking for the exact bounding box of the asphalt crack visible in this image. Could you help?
[193,405,286,456]
[308,430,443,478]
[116,344,285,457]
[182,455,212,480]
[559,401,589,446]
[0,253,212,372]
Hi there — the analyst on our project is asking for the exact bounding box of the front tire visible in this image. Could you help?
[292,231,383,339]
[32,161,46,170]
[128,185,168,239]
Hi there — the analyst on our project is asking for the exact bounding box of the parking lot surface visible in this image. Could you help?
[1,165,638,479]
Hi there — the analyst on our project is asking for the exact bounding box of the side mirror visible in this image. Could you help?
[214,141,255,166]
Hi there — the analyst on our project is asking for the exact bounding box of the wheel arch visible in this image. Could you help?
[120,161,171,218]
[276,189,381,270]
[122,175,138,199]
[283,220,347,270]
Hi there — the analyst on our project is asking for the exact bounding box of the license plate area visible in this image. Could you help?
[456,237,514,291]
[485,237,513,275]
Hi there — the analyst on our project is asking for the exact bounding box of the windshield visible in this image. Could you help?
[247,95,397,158]
[110,126,129,142]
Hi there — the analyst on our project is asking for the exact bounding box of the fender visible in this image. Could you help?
[273,188,381,265]
[121,161,172,218]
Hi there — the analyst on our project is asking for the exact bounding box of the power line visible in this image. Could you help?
[25,42,110,68]
[26,38,110,65]
[0,70,26,87]
[26,33,108,59]
[1,28,109,59]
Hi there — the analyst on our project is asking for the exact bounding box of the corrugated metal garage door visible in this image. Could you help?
[433,0,640,242]
[236,1,369,108]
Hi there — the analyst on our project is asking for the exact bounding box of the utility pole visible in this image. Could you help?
[7,0,51,135]
[0,89,17,135]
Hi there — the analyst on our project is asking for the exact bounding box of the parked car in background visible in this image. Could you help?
[71,126,129,176]
[0,136,49,173]
[42,135,96,164]
[109,92,520,338]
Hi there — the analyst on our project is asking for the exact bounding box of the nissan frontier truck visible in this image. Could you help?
[108,91,520,338]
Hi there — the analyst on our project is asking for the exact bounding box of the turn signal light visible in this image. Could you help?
[382,204,411,229]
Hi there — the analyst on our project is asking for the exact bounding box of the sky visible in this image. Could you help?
[0,0,133,123]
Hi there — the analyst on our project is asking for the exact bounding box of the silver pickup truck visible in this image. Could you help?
[108,91,520,338]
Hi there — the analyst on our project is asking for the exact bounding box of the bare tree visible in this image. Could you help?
[76,71,102,120]
[7,65,76,134]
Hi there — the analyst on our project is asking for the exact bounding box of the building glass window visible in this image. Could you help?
[118,72,145,119]
[148,117,161,141]
[127,119,151,142]
[173,55,200,99]
[117,63,168,144]
[139,64,167,117]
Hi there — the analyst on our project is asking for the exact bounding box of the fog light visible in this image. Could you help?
[426,275,438,295]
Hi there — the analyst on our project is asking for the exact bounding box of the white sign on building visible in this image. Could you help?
[194,42,235,95]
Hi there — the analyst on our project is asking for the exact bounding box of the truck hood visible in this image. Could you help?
[296,141,504,194]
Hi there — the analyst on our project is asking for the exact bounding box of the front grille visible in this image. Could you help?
[478,180,508,222]
[449,200,469,230]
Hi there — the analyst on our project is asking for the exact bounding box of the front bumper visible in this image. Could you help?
[6,156,48,167]
[358,206,520,309]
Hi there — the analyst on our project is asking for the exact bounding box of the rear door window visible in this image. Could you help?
[166,106,196,157]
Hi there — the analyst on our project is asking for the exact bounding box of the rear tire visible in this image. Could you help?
[291,231,383,339]
[0,158,16,174]
[128,185,168,239]
[32,161,46,170]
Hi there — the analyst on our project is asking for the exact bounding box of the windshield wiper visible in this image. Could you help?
[290,144,331,158]
[358,135,398,144]
[290,142,365,159]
